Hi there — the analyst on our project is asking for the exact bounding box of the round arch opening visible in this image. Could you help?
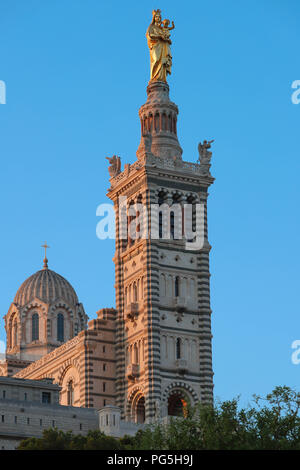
[131,392,146,424]
[168,391,189,417]
[136,396,145,423]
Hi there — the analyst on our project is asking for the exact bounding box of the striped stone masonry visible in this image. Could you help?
[107,79,215,423]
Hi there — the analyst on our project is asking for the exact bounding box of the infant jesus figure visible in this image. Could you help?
[161,19,175,41]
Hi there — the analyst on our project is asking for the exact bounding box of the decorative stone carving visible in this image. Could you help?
[198,139,214,164]
[106,155,121,178]
[198,139,214,176]
[175,311,184,323]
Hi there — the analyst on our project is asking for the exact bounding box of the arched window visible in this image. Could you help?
[175,276,180,297]
[134,343,138,364]
[168,392,187,417]
[158,192,165,239]
[136,396,145,424]
[186,196,197,242]
[32,313,39,341]
[170,196,181,239]
[128,201,136,246]
[158,211,163,239]
[149,114,153,132]
[13,321,18,348]
[67,380,74,406]
[176,338,182,359]
[155,113,160,132]
[57,313,64,342]
[170,211,175,239]
[133,283,137,302]
[9,319,12,349]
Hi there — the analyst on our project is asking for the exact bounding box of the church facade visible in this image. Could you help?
[0,17,215,425]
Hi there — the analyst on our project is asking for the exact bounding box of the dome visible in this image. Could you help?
[14,268,79,306]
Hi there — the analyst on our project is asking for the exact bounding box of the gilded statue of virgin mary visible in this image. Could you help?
[146,9,174,82]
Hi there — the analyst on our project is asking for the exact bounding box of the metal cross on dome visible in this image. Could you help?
[41,242,50,269]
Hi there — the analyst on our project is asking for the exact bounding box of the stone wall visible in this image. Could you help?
[0,376,98,449]
[13,309,117,410]
[0,401,98,449]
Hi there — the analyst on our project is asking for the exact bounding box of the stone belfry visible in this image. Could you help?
[107,9,214,423]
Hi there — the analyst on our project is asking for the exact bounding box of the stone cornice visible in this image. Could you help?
[107,155,214,197]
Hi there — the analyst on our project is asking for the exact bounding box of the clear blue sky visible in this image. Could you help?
[0,0,299,406]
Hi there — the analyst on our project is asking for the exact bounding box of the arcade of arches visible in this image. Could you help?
[130,389,190,423]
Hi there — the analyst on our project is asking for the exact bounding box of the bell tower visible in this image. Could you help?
[106,10,214,423]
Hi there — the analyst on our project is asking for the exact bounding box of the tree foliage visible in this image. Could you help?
[17,429,122,450]
[129,386,300,450]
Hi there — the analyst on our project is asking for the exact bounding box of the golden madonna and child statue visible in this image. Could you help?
[146,9,175,83]
[106,10,214,177]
